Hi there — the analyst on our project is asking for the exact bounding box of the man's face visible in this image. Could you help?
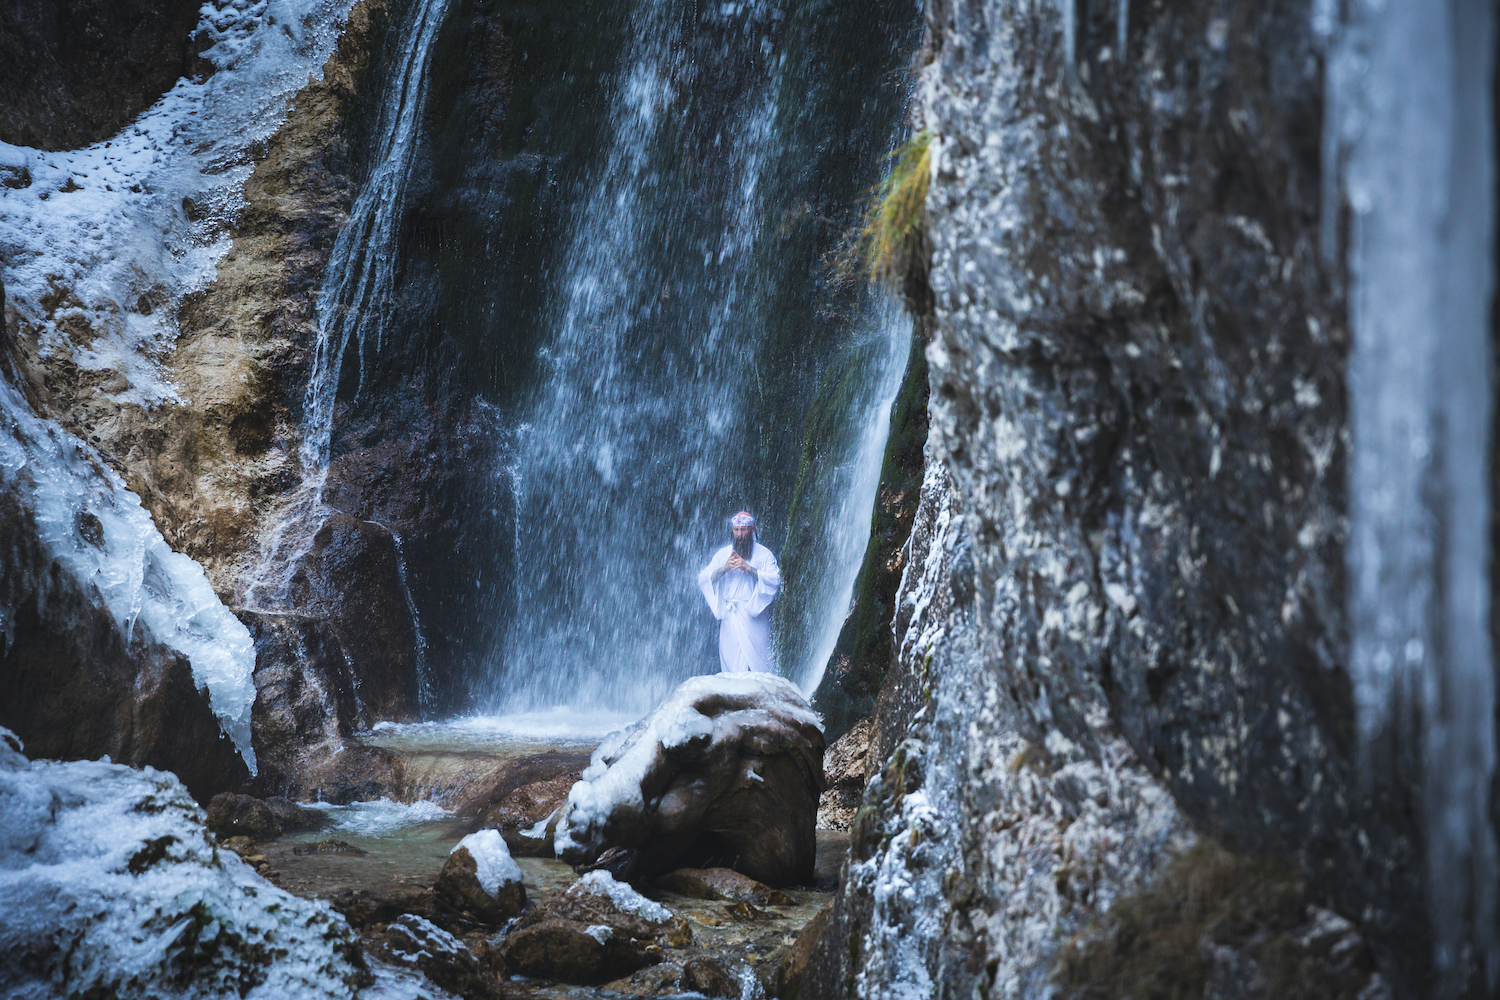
[732,525,753,545]
[732,524,754,557]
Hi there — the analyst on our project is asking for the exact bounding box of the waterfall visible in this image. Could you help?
[1333,0,1497,991]
[489,0,917,716]
[240,0,451,612]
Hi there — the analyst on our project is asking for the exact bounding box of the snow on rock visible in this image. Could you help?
[450,830,522,897]
[0,377,259,771]
[554,672,825,885]
[0,727,368,999]
[569,870,673,924]
[0,0,360,773]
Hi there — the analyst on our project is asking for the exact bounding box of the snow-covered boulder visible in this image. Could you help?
[0,727,368,999]
[554,673,825,885]
[435,829,525,924]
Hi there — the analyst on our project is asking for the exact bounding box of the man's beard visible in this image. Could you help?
[733,532,754,560]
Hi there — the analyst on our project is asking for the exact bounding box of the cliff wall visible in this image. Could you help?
[801,1,1449,997]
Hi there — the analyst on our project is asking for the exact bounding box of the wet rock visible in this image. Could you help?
[291,839,366,856]
[655,867,793,906]
[283,513,421,724]
[816,717,873,831]
[206,792,279,840]
[265,796,330,832]
[723,900,777,923]
[499,917,660,985]
[218,836,257,858]
[555,673,824,886]
[434,833,525,926]
[373,913,506,1000]
[772,900,831,1000]
[326,887,446,932]
[459,750,590,856]
[299,744,407,806]
[682,957,739,998]
[604,962,684,996]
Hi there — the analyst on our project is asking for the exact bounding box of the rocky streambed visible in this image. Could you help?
[207,726,850,999]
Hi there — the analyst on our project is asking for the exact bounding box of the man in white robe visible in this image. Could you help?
[698,511,782,674]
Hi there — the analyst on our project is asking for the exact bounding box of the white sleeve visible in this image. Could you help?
[747,547,781,617]
[698,549,727,619]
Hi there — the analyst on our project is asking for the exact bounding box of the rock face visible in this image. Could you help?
[555,674,825,886]
[801,0,1441,997]
[815,716,874,831]
[0,0,205,149]
[0,491,249,802]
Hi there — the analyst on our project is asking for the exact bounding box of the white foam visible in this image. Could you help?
[308,797,451,838]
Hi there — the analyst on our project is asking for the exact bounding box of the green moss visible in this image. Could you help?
[1053,840,1368,1000]
[860,130,932,288]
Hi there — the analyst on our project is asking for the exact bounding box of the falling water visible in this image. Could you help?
[240,0,451,610]
[1333,0,1497,991]
[491,0,917,716]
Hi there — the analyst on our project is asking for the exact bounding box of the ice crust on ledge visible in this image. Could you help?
[0,378,258,771]
[0,0,359,770]
[570,870,674,924]
[0,728,367,999]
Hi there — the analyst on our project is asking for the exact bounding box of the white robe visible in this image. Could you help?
[697,542,782,674]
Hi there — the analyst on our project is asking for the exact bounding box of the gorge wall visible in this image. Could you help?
[802,1,1495,999]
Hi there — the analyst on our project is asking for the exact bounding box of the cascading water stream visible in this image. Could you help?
[1332,0,1497,991]
[491,0,916,717]
[240,0,451,612]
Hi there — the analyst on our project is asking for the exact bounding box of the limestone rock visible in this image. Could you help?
[206,792,279,840]
[654,867,793,906]
[373,913,506,1000]
[459,749,590,857]
[434,834,525,926]
[681,957,739,998]
[290,839,366,856]
[499,918,660,985]
[555,673,824,886]
[816,717,873,831]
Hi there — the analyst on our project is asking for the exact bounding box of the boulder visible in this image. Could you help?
[265,796,331,832]
[206,793,280,840]
[326,887,447,932]
[434,831,526,925]
[554,673,824,885]
[816,717,873,831]
[654,867,793,905]
[682,957,739,998]
[291,839,366,856]
[373,914,505,1000]
[500,917,660,985]
[515,870,686,945]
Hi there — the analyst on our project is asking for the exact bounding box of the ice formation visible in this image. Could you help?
[0,0,360,771]
[450,830,522,898]
[0,728,367,999]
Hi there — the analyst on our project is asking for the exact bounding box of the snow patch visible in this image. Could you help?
[0,727,364,998]
[451,830,522,896]
[569,870,673,924]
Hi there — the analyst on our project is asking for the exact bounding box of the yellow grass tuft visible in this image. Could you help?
[861,129,932,288]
